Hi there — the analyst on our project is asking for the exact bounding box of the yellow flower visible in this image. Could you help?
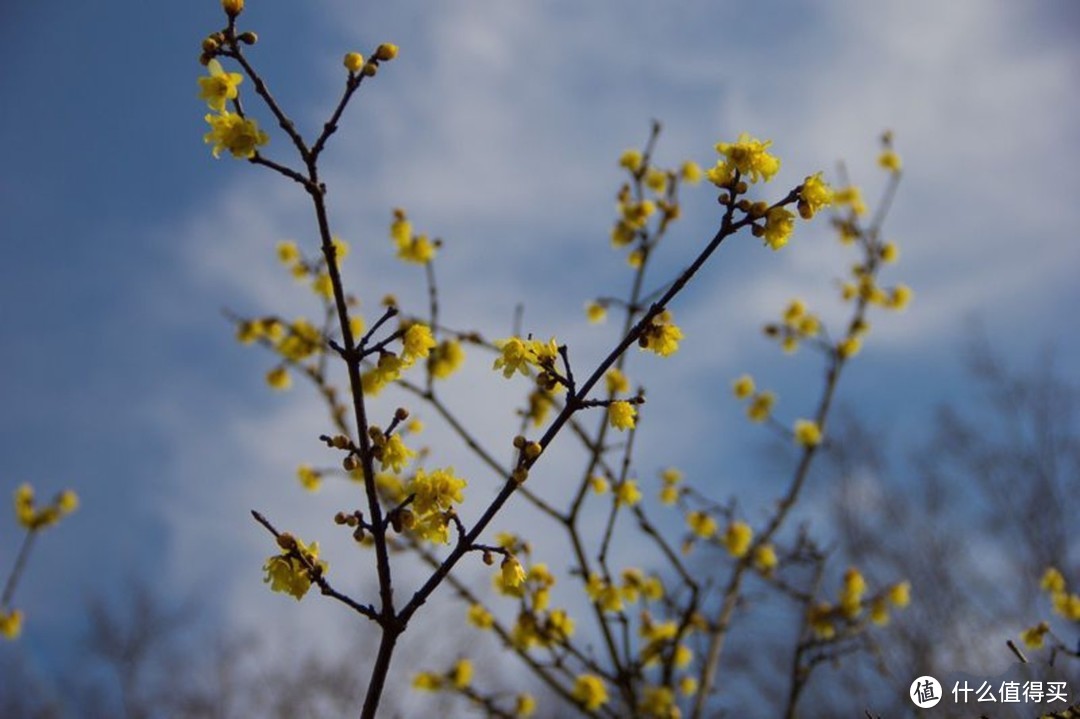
[715,133,781,183]
[266,366,291,390]
[880,242,899,263]
[203,111,268,159]
[799,172,833,218]
[679,676,698,697]
[641,318,683,357]
[408,467,465,514]
[601,369,628,397]
[661,467,683,485]
[680,160,704,184]
[493,337,532,379]
[887,284,913,311]
[499,555,527,591]
[14,484,36,528]
[221,0,244,16]
[640,686,677,718]
[343,52,365,74]
[619,149,643,173]
[57,490,78,515]
[514,693,538,717]
[311,273,333,299]
[276,240,300,265]
[1021,622,1049,649]
[807,603,835,639]
[878,149,902,173]
[794,419,822,448]
[723,521,753,558]
[660,485,679,505]
[840,567,866,618]
[609,400,637,431]
[762,207,795,250]
[645,167,668,194]
[402,323,436,364]
[398,233,436,264]
[0,609,24,640]
[589,475,610,494]
[198,59,244,112]
[449,658,473,689]
[753,544,778,574]
[296,464,321,492]
[837,336,862,360]
[887,581,911,608]
[375,43,399,61]
[262,535,327,600]
[412,671,443,691]
[468,604,494,629]
[1041,567,1066,594]
[572,674,609,711]
[616,479,642,507]
[747,391,775,423]
[586,301,607,323]
[426,339,464,379]
[834,185,867,216]
[687,510,717,539]
[870,597,890,626]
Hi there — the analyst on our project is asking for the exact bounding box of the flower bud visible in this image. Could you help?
[394,407,409,421]
[276,533,297,551]
[375,43,399,61]
[344,52,364,73]
[221,0,244,17]
[238,31,258,45]
[202,37,220,53]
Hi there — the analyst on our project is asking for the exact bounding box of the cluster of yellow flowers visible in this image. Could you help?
[262,533,328,601]
[731,373,776,424]
[2,483,79,640]
[13,483,78,531]
[610,149,702,268]
[1022,567,1080,649]
[198,58,268,159]
[764,298,821,354]
[389,208,437,264]
[806,568,910,639]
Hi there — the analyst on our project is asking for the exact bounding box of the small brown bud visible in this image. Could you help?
[238,31,258,45]
[331,434,350,450]
[483,550,494,565]
[512,467,529,484]
[736,181,749,194]
[202,37,220,53]
[343,454,359,472]
[394,407,409,421]
[399,509,415,529]
[524,442,542,461]
[353,526,366,542]
[797,199,812,220]
[334,512,348,525]
[389,511,403,533]
[512,435,526,449]
[276,533,297,551]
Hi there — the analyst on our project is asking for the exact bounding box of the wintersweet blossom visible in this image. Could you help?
[203,111,268,159]
[198,59,244,112]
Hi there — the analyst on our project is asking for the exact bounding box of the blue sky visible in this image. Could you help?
[2,0,1079,710]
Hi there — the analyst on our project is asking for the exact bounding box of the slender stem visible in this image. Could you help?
[1,531,37,608]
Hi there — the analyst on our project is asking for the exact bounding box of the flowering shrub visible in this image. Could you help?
[195,1,921,716]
